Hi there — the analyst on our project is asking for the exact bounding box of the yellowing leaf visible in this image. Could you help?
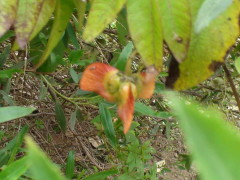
[127,0,163,71]
[74,0,86,33]
[160,0,191,62]
[83,0,126,42]
[167,0,240,90]
[12,0,56,50]
[34,0,74,69]
[15,0,44,48]
[0,0,18,37]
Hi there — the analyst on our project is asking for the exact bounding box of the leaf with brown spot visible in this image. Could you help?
[15,0,44,48]
[168,0,239,90]
[0,0,18,37]
[160,0,191,62]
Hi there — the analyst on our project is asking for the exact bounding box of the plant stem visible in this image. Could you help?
[222,64,240,111]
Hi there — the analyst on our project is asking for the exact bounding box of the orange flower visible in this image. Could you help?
[80,62,158,133]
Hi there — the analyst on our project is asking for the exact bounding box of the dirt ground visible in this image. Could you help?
[0,72,199,180]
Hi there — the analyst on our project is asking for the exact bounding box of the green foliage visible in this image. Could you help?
[127,0,163,71]
[167,92,240,180]
[0,106,35,123]
[26,136,67,180]
[55,101,67,132]
[83,0,127,42]
[0,0,240,179]
[99,103,117,147]
[0,157,29,180]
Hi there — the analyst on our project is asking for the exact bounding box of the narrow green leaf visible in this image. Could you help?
[67,23,80,49]
[66,151,75,179]
[195,0,233,33]
[0,30,15,44]
[135,102,171,118]
[69,110,77,131]
[116,9,129,46]
[39,78,48,101]
[0,0,17,37]
[0,69,22,79]
[0,90,15,105]
[0,46,11,69]
[234,57,240,74]
[8,125,29,164]
[25,136,67,180]
[83,169,118,180]
[114,42,133,71]
[70,68,79,83]
[15,0,44,48]
[83,0,127,42]
[99,103,117,147]
[55,102,67,132]
[167,92,240,180]
[35,0,74,69]
[127,0,163,70]
[0,157,29,180]
[160,0,191,62]
[0,106,35,123]
[73,0,86,33]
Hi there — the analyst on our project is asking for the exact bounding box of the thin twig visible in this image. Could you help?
[222,64,240,111]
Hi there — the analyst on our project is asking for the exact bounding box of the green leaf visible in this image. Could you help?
[0,46,11,69]
[67,23,80,49]
[8,125,29,164]
[69,50,83,64]
[73,0,86,33]
[69,110,77,131]
[66,151,75,179]
[39,78,48,101]
[160,0,191,62]
[0,157,29,180]
[83,169,118,180]
[25,136,67,180]
[70,68,79,83]
[99,103,117,147]
[135,102,171,118]
[0,69,22,79]
[12,0,56,50]
[114,42,133,71]
[167,92,240,180]
[127,0,163,71]
[83,0,127,42]
[116,9,129,46]
[0,0,17,37]
[55,102,67,132]
[0,106,35,123]
[195,0,233,33]
[234,57,240,74]
[0,90,15,105]
[0,30,15,44]
[35,0,74,69]
[0,126,28,166]
[15,0,44,48]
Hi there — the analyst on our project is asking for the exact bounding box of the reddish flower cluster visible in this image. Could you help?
[80,62,158,133]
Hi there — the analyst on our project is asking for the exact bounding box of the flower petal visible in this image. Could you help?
[117,84,135,134]
[80,62,118,101]
[138,66,158,99]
